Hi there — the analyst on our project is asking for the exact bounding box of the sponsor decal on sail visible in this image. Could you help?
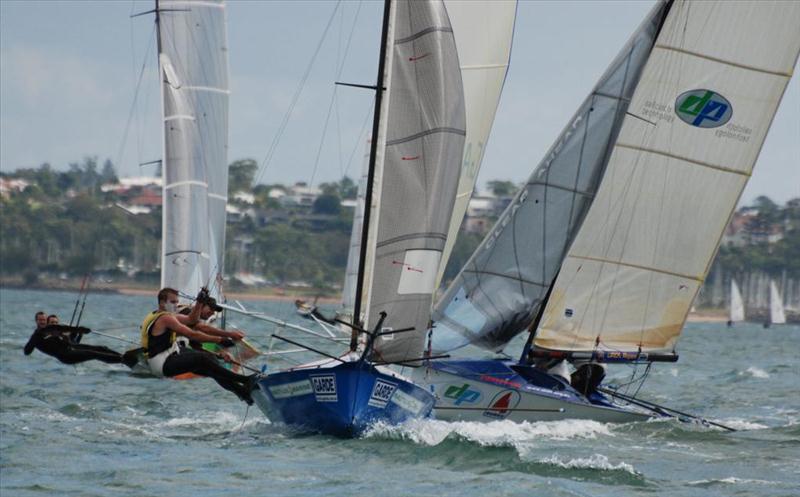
[368,379,398,408]
[483,390,521,419]
[675,89,732,128]
[309,374,338,402]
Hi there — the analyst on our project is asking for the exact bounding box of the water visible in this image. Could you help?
[2,288,799,497]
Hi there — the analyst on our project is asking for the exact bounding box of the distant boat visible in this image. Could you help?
[769,280,786,325]
[419,0,800,425]
[729,279,745,325]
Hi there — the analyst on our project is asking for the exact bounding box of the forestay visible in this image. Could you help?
[434,0,517,291]
[534,1,800,354]
[431,2,669,353]
[366,0,466,364]
[158,0,230,300]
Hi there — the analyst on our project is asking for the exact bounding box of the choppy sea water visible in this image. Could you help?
[1,288,799,497]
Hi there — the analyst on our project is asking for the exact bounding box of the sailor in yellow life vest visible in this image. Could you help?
[140,287,257,404]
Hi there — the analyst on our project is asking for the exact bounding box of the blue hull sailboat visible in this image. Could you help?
[252,0,467,436]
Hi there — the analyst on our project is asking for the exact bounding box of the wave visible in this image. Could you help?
[740,366,770,379]
[688,476,778,487]
[538,454,638,475]
[363,418,614,447]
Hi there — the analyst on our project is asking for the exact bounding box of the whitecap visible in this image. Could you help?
[720,418,769,430]
[741,367,770,379]
[538,454,638,475]
[688,477,777,486]
[364,418,614,448]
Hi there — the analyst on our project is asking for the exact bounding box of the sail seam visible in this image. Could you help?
[394,26,453,45]
[207,193,227,201]
[654,44,793,77]
[615,143,751,177]
[462,269,549,288]
[162,1,225,10]
[526,180,596,198]
[164,114,195,121]
[569,254,702,282]
[181,85,230,95]
[164,250,211,259]
[461,63,508,71]
[386,127,466,146]
[376,233,446,248]
[164,180,209,190]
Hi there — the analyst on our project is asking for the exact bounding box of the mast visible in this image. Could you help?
[352,0,392,340]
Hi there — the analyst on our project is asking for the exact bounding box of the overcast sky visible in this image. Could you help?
[1,0,798,205]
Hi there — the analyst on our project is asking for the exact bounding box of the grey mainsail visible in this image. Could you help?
[430,1,670,353]
[364,0,466,364]
[158,0,230,300]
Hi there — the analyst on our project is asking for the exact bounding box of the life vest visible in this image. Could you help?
[140,311,171,358]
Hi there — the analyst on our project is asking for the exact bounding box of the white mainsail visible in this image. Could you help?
[362,0,467,364]
[158,0,230,300]
[534,1,800,354]
[730,279,745,323]
[434,0,517,291]
[769,280,786,325]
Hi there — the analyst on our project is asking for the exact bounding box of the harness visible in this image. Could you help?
[140,310,187,377]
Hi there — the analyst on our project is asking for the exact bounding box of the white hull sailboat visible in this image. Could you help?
[729,278,746,325]
[419,0,800,425]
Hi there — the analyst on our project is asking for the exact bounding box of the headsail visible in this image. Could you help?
[158,0,230,300]
[431,1,670,353]
[341,145,370,314]
[769,280,786,325]
[434,0,517,291]
[533,1,800,354]
[730,279,745,323]
[364,0,466,364]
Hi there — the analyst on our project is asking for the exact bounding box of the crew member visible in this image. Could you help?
[141,288,257,404]
[23,311,137,367]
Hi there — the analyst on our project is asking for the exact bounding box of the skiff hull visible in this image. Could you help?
[253,360,435,437]
[413,360,654,424]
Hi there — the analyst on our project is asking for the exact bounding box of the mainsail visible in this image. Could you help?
[158,0,230,300]
[434,0,517,291]
[362,0,466,364]
[533,1,800,354]
[730,279,745,323]
[769,280,786,325]
[431,1,670,353]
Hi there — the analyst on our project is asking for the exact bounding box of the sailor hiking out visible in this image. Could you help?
[140,288,257,404]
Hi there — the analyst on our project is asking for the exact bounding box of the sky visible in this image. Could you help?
[1,0,798,205]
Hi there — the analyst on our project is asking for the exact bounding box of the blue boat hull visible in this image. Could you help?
[252,361,435,437]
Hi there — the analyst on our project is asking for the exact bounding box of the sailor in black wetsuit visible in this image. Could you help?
[141,288,257,404]
[23,311,136,366]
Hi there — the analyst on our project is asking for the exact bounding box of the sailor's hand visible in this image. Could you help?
[196,287,210,304]
[227,330,245,341]
[219,351,234,363]
[218,338,236,348]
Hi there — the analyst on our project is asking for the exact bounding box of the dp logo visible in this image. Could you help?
[675,89,732,128]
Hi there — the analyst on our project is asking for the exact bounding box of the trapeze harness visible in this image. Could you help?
[140,310,187,376]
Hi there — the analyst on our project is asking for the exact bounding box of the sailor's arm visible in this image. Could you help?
[194,322,245,341]
[160,315,230,344]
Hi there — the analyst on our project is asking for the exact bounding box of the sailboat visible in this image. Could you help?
[251,0,467,437]
[768,280,786,326]
[416,0,800,423]
[130,0,257,375]
[729,278,745,325]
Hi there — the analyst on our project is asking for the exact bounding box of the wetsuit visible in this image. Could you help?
[141,311,255,404]
[23,326,125,365]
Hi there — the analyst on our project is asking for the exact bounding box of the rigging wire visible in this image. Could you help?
[253,1,343,186]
